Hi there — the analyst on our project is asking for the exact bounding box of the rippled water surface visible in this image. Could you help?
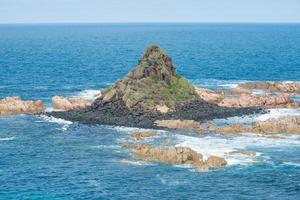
[0,24,300,199]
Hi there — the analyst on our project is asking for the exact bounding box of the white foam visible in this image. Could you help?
[38,115,73,131]
[156,174,187,186]
[45,107,54,112]
[0,136,15,141]
[283,162,300,167]
[251,89,268,95]
[218,83,239,89]
[73,89,102,101]
[175,134,300,166]
[192,79,248,90]
[112,126,166,134]
[120,159,148,166]
[255,108,300,121]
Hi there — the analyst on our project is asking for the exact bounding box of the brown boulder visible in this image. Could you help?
[205,156,228,169]
[155,104,171,113]
[195,87,225,104]
[195,156,227,172]
[126,144,202,165]
[0,96,45,116]
[154,119,201,129]
[52,96,91,111]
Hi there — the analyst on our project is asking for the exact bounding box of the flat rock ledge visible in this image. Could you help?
[238,81,300,94]
[123,144,227,172]
[197,116,300,135]
[195,87,299,109]
[154,119,201,129]
[0,96,45,116]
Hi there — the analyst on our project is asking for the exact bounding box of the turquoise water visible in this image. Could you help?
[0,24,300,199]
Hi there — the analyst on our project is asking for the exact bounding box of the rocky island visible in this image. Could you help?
[50,45,260,128]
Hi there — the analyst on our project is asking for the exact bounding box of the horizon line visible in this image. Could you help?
[1,21,300,25]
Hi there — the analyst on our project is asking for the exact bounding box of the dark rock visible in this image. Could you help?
[49,45,263,128]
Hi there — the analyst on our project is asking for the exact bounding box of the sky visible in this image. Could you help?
[0,0,300,24]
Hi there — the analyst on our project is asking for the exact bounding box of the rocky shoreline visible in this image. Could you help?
[50,98,261,129]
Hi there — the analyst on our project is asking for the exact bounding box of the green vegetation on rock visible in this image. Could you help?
[97,45,198,112]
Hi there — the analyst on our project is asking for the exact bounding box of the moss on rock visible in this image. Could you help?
[94,45,198,112]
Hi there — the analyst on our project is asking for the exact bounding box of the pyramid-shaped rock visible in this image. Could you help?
[94,45,197,112]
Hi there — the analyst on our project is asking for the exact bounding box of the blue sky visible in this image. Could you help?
[1,0,300,23]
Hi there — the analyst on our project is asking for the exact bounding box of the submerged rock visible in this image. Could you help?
[131,131,160,140]
[228,150,256,156]
[0,96,45,116]
[52,96,91,111]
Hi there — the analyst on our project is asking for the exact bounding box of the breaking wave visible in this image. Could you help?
[38,115,73,131]
[175,133,300,166]
[0,136,15,141]
[73,89,102,101]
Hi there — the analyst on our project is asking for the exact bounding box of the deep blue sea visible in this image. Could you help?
[0,24,300,199]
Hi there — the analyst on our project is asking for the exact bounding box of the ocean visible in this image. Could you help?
[0,23,300,199]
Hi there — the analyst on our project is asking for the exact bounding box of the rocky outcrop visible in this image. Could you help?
[253,116,300,135]
[94,45,197,113]
[208,116,300,135]
[218,94,298,108]
[196,156,227,172]
[50,45,261,128]
[130,144,202,165]
[216,124,245,135]
[195,86,298,109]
[154,119,201,129]
[123,144,227,172]
[52,96,91,111]
[237,81,300,94]
[0,96,45,115]
[131,131,159,140]
[195,87,225,104]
